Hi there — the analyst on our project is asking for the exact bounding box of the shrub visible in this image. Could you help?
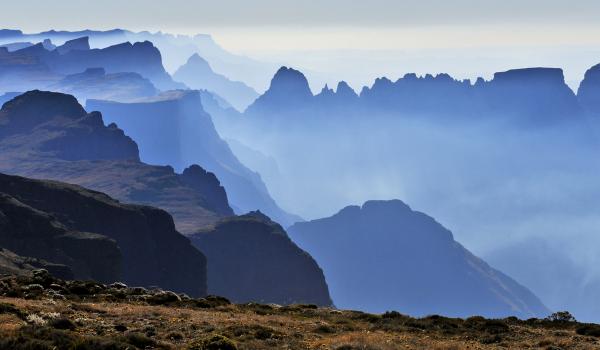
[314,324,336,334]
[545,311,576,323]
[188,334,237,350]
[382,311,405,319]
[0,302,25,319]
[166,331,184,341]
[576,324,600,337]
[146,291,181,305]
[49,318,76,331]
[123,332,156,348]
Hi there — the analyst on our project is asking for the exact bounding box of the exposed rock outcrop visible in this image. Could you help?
[0,248,74,279]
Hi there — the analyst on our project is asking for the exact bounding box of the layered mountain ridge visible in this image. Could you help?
[0,90,233,233]
[87,90,300,227]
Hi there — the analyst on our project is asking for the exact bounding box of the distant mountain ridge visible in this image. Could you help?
[174,54,258,111]
[242,65,590,127]
[87,90,300,227]
[0,28,278,91]
[288,200,549,319]
[0,36,183,95]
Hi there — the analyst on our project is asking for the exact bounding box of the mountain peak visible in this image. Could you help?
[577,63,600,115]
[492,67,566,85]
[336,81,358,98]
[269,66,312,98]
[0,90,86,130]
[56,36,90,54]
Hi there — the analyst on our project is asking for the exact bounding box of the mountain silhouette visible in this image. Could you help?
[174,54,258,111]
[244,66,582,126]
[577,63,600,117]
[190,211,331,306]
[0,37,183,93]
[288,200,549,318]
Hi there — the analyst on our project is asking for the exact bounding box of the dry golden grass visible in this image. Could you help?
[1,296,600,350]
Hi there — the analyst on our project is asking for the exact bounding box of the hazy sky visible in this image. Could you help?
[2,1,600,89]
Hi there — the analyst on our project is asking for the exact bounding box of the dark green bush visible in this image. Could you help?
[188,334,237,350]
[49,318,76,331]
[576,324,600,337]
[0,302,25,319]
[122,332,156,348]
[545,311,576,323]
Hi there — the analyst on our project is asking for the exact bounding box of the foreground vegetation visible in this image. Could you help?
[1,271,599,349]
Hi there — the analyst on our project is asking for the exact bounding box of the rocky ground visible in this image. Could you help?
[1,270,600,350]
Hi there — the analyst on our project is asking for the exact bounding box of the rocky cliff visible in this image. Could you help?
[190,211,331,306]
[0,172,208,296]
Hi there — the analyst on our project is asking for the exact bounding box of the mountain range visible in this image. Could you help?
[0,28,278,91]
[215,63,600,322]
[0,90,329,306]
[86,90,300,227]
[0,36,182,95]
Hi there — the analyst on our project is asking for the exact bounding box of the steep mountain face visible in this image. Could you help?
[577,63,600,117]
[245,67,313,118]
[190,211,331,306]
[288,200,549,319]
[173,54,258,111]
[87,90,300,227]
[0,91,233,234]
[0,248,73,279]
[0,188,120,283]
[0,172,207,296]
[51,67,158,102]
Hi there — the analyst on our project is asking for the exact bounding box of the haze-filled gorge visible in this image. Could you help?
[1,4,600,347]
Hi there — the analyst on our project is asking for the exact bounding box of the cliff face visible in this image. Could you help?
[0,172,208,296]
[0,187,120,283]
[577,63,600,116]
[0,91,233,234]
[288,200,549,319]
[190,211,331,306]
[87,90,300,227]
